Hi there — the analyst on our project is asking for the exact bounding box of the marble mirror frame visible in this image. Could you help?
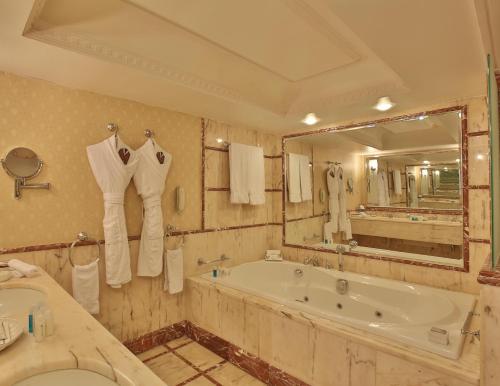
[281,105,469,272]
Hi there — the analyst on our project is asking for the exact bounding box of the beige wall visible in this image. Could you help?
[0,71,279,341]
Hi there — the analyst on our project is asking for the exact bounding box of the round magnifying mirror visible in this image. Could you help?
[1,147,43,179]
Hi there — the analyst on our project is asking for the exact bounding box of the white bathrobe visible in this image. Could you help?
[337,167,352,240]
[326,165,339,233]
[87,135,138,288]
[377,171,390,206]
[134,139,172,277]
[393,170,402,195]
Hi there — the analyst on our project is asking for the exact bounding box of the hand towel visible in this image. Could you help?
[377,171,390,206]
[164,248,183,294]
[324,221,335,243]
[229,143,265,205]
[248,145,265,205]
[72,259,100,315]
[8,259,39,277]
[299,155,312,201]
[287,153,302,203]
[393,170,402,195]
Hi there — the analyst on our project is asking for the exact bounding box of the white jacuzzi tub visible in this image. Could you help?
[202,260,475,359]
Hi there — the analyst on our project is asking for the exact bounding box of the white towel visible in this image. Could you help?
[287,153,302,203]
[72,259,100,315]
[377,171,390,206]
[229,143,265,205]
[393,170,402,195]
[164,248,183,294]
[327,166,339,232]
[247,146,266,205]
[299,155,312,201]
[323,221,335,243]
[8,259,39,277]
[288,153,312,203]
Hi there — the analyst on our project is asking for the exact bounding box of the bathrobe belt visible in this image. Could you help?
[103,193,125,205]
[143,195,161,209]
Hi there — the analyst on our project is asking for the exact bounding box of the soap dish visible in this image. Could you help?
[0,319,23,352]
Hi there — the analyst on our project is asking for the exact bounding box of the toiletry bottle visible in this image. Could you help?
[33,305,46,342]
[43,307,55,336]
[28,306,35,335]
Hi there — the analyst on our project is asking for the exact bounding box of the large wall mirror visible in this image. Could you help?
[282,106,468,270]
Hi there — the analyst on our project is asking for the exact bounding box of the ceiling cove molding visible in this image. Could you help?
[22,0,47,35]
[280,0,363,66]
[287,80,409,115]
[24,22,283,115]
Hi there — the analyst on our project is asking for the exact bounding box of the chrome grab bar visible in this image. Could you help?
[197,254,230,266]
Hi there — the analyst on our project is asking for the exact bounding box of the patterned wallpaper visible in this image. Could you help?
[0,73,196,247]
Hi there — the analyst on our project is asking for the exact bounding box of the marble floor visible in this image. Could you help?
[138,336,265,386]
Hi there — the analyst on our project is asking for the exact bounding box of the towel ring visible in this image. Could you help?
[68,232,101,267]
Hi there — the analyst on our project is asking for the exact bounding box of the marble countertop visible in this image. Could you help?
[350,214,462,227]
[0,268,166,386]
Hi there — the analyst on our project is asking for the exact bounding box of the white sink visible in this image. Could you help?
[0,288,46,317]
[14,369,120,386]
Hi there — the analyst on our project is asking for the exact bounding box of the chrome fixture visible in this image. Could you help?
[1,147,50,199]
[349,239,358,251]
[67,232,101,267]
[107,123,118,132]
[461,328,480,340]
[335,245,346,272]
[294,268,304,278]
[144,129,154,138]
[197,254,230,266]
[304,256,321,267]
[336,279,349,295]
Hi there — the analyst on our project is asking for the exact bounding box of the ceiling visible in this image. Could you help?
[0,0,493,132]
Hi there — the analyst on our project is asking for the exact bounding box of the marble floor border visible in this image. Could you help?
[123,320,311,386]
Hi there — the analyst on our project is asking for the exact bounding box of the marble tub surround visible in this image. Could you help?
[186,276,480,386]
[0,268,164,385]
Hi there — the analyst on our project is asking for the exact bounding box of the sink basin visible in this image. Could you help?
[0,288,46,318]
[14,369,119,386]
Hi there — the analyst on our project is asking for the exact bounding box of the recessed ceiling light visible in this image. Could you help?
[423,160,430,164]
[216,138,224,143]
[373,97,394,112]
[418,115,428,120]
[455,158,460,163]
[477,154,485,160]
[302,113,319,125]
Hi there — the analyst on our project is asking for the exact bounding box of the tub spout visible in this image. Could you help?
[336,245,346,271]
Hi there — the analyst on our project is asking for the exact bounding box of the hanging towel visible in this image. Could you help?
[72,259,100,315]
[134,139,172,277]
[287,153,312,203]
[164,248,183,294]
[377,171,390,206]
[247,145,266,205]
[409,175,418,208]
[229,143,265,205]
[87,135,138,288]
[327,166,339,233]
[299,155,312,201]
[8,259,39,277]
[323,221,335,243]
[393,170,402,195]
[421,172,429,195]
[287,153,302,203]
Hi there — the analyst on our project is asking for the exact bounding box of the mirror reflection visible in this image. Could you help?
[284,109,464,267]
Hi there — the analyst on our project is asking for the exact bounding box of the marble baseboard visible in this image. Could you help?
[123,321,187,355]
[124,320,310,386]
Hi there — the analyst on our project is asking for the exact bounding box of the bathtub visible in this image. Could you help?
[202,260,475,360]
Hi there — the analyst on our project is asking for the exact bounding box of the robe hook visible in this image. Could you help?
[144,129,154,138]
[107,123,118,133]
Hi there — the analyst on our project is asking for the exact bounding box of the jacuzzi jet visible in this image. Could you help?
[304,296,309,302]
[337,303,343,309]
[375,311,382,318]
